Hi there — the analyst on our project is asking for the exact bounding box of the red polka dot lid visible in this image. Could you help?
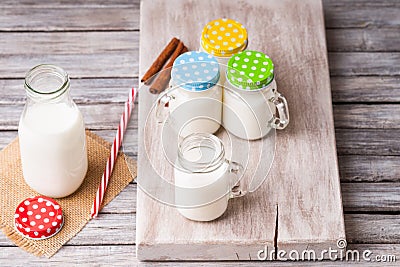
[14,196,64,240]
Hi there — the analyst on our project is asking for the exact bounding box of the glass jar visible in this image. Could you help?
[18,64,88,198]
[223,51,289,140]
[200,18,248,85]
[157,51,222,137]
[174,133,244,221]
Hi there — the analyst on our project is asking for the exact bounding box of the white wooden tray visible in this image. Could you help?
[136,0,345,261]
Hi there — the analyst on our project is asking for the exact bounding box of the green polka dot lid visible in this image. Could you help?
[172,51,220,92]
[227,50,274,90]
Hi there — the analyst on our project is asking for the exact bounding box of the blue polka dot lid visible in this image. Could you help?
[171,51,220,91]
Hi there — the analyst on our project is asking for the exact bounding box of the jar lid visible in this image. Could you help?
[227,50,274,90]
[171,51,220,92]
[14,196,64,240]
[201,18,248,57]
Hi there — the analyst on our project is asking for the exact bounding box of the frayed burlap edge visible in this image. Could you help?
[0,130,137,258]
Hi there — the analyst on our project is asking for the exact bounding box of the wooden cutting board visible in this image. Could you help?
[136,0,346,261]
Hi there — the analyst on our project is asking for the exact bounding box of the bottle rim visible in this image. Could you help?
[24,64,70,98]
[178,133,225,173]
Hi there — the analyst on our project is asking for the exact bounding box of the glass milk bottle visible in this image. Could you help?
[200,18,248,84]
[174,133,244,221]
[157,51,222,137]
[18,64,88,198]
[223,51,290,140]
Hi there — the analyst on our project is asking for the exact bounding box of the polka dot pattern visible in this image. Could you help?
[14,196,64,240]
[227,50,274,90]
[171,51,220,92]
[201,18,248,57]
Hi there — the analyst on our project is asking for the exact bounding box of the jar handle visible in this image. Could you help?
[269,92,289,129]
[155,91,173,123]
[228,161,246,198]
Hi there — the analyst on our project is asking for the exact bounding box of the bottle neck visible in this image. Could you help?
[24,64,71,103]
[178,133,225,173]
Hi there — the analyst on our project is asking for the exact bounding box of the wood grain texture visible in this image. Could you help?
[330,76,400,102]
[0,54,138,79]
[339,155,400,183]
[333,104,400,129]
[336,129,400,155]
[3,103,400,130]
[0,206,400,247]
[341,183,400,212]
[0,244,399,266]
[0,32,138,55]
[1,32,399,80]
[2,76,400,105]
[1,51,398,80]
[0,6,139,31]
[0,78,138,105]
[323,0,400,28]
[345,214,400,244]
[0,0,137,6]
[326,29,400,52]
[137,0,345,261]
[2,130,400,183]
[0,0,399,265]
[329,53,400,76]
[1,0,399,31]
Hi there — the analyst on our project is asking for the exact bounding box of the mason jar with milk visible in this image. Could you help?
[18,64,88,198]
[223,50,290,140]
[200,18,248,84]
[156,51,222,137]
[174,133,245,221]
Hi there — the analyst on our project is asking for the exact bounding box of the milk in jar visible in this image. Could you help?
[157,51,222,137]
[18,64,88,198]
[174,133,244,221]
[223,51,290,140]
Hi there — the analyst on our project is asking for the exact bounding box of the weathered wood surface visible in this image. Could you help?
[1,213,400,246]
[1,77,399,106]
[137,0,345,261]
[327,28,400,52]
[3,103,400,130]
[0,2,140,31]
[1,0,399,31]
[0,244,399,266]
[1,51,399,78]
[0,0,399,265]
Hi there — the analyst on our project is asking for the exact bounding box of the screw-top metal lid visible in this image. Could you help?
[171,51,220,92]
[201,18,248,57]
[14,196,64,240]
[227,50,274,90]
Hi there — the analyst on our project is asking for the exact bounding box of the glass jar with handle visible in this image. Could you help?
[174,133,245,221]
[156,51,222,137]
[223,50,289,140]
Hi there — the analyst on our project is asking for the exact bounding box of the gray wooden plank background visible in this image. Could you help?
[0,0,399,265]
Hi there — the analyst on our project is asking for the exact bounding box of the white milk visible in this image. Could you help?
[174,144,230,221]
[158,51,222,137]
[166,86,222,137]
[223,80,277,140]
[19,102,88,198]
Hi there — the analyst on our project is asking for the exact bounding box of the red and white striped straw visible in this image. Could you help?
[91,87,137,218]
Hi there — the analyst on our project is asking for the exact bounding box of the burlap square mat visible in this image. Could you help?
[0,130,136,257]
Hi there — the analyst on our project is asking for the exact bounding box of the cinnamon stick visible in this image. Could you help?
[141,37,180,84]
[149,42,188,94]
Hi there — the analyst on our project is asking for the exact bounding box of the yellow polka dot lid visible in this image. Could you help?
[227,50,274,90]
[201,18,248,57]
